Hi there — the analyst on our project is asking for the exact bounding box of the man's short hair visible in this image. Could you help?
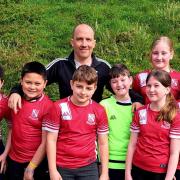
[72,65,98,85]
[21,61,47,80]
[109,64,131,80]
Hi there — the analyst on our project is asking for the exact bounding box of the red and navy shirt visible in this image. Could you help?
[133,69,180,104]
[9,94,53,163]
[45,97,109,169]
[130,104,180,173]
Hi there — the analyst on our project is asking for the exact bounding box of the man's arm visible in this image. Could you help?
[98,133,109,180]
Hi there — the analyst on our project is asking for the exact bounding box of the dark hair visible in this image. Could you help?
[21,61,47,80]
[146,69,177,123]
[72,65,98,85]
[0,65,4,80]
[109,64,131,80]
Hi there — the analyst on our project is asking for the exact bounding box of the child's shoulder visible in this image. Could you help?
[100,95,113,103]
[0,93,8,102]
[135,104,148,112]
[135,69,150,77]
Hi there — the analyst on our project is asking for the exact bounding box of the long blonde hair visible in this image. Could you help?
[146,70,177,123]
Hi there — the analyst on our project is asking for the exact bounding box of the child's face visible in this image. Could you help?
[146,76,170,104]
[110,75,132,100]
[151,41,173,71]
[0,79,4,90]
[21,73,47,100]
[70,80,97,106]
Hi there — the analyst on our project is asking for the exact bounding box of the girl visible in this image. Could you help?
[0,65,11,180]
[133,36,180,104]
[125,70,180,180]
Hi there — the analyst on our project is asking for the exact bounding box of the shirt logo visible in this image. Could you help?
[171,79,178,87]
[161,121,170,129]
[87,114,95,125]
[139,109,147,124]
[139,73,148,87]
[29,109,39,120]
[60,103,72,120]
[110,115,116,120]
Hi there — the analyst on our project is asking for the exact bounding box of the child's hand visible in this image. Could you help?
[23,167,34,180]
[99,173,109,180]
[132,102,143,112]
[0,153,7,173]
[8,93,22,114]
[50,169,62,180]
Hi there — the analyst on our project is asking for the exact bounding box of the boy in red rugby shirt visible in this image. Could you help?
[0,65,11,179]
[6,62,53,180]
[45,65,109,180]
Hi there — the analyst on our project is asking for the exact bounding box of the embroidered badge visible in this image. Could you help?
[87,114,95,125]
[29,109,39,120]
[139,73,148,87]
[161,121,170,129]
[171,78,178,87]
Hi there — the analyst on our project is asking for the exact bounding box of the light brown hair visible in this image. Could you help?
[146,69,177,123]
[72,65,98,85]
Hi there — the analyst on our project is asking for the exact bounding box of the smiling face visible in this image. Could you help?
[150,37,174,72]
[21,73,47,100]
[110,75,132,101]
[70,80,97,106]
[146,76,170,106]
[71,24,96,62]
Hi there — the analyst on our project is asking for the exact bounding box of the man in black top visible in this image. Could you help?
[9,24,142,113]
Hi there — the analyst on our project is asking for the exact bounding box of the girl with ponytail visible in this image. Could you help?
[125,70,180,180]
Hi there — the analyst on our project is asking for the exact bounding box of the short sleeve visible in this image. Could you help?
[96,106,109,134]
[43,102,60,133]
[130,110,140,133]
[170,112,180,139]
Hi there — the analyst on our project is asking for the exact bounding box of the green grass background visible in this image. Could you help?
[0,0,180,138]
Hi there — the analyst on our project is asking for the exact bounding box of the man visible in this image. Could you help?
[9,23,142,113]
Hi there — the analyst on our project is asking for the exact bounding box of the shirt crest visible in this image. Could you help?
[87,114,95,125]
[29,109,39,120]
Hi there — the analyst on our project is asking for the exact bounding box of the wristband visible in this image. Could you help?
[29,161,37,169]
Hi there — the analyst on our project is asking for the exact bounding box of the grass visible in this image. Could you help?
[0,1,180,139]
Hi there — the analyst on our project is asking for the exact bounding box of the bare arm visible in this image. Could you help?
[0,128,12,173]
[125,132,138,180]
[98,133,109,180]
[23,130,47,180]
[47,132,62,180]
[165,138,180,180]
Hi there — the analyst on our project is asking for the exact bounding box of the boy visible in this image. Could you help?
[6,61,53,180]
[45,65,109,180]
[100,64,133,180]
[0,65,11,180]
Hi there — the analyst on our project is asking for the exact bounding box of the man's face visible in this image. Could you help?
[71,25,96,61]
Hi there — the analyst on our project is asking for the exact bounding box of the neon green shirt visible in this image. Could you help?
[100,96,132,169]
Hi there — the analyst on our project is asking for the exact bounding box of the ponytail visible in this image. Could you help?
[157,93,177,123]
